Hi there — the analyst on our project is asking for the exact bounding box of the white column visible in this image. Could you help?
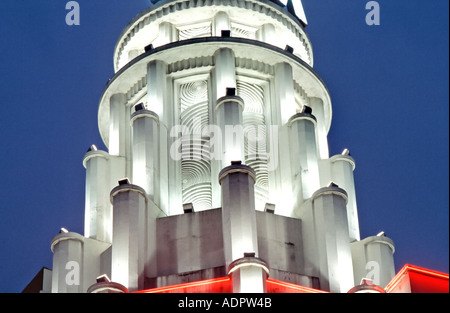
[214,48,236,99]
[351,235,395,288]
[274,62,296,125]
[83,150,112,243]
[330,153,360,241]
[128,49,141,62]
[228,255,270,293]
[214,11,230,36]
[131,109,160,203]
[310,185,355,293]
[147,60,166,123]
[219,162,258,266]
[309,97,330,159]
[51,232,84,293]
[216,94,245,169]
[220,162,268,293]
[109,93,127,156]
[147,60,169,215]
[288,110,321,202]
[157,21,175,46]
[258,23,276,44]
[110,183,147,292]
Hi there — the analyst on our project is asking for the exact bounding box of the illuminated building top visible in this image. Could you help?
[22,0,449,295]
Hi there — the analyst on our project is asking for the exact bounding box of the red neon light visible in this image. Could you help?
[134,277,231,293]
[385,264,449,293]
[266,279,328,293]
[134,264,448,294]
[135,277,328,293]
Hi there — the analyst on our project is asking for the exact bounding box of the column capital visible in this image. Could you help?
[216,95,245,111]
[87,281,129,293]
[130,109,160,126]
[51,232,85,253]
[219,162,256,185]
[228,255,270,277]
[110,183,148,204]
[311,185,348,204]
[82,150,110,168]
[288,112,317,126]
[330,154,356,171]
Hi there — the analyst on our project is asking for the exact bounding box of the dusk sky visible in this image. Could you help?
[0,1,448,293]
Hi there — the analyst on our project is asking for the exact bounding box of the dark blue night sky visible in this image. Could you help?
[0,1,448,292]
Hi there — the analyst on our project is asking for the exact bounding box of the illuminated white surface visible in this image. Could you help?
[220,164,258,266]
[44,0,398,294]
[110,185,148,291]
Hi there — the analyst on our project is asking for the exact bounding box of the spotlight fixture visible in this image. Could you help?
[135,103,145,111]
[264,203,276,214]
[221,30,231,37]
[301,105,313,115]
[118,178,130,186]
[59,228,69,234]
[244,252,256,258]
[87,145,98,153]
[341,148,351,156]
[284,45,294,54]
[231,160,242,166]
[348,278,386,293]
[226,87,236,96]
[376,231,386,237]
[96,274,111,283]
[144,43,154,52]
[183,203,194,214]
[327,181,339,188]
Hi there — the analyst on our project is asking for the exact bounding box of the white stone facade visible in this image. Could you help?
[48,0,396,293]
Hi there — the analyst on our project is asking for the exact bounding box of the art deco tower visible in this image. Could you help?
[48,0,397,293]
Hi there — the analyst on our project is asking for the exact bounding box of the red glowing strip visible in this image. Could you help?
[385,264,449,292]
[266,279,328,293]
[134,277,231,293]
